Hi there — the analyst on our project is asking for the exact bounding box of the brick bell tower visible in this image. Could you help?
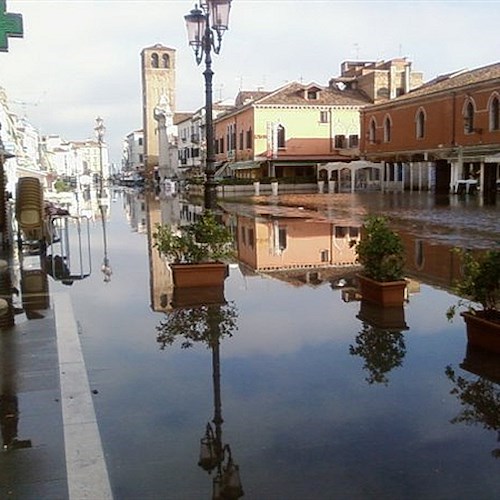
[141,44,176,181]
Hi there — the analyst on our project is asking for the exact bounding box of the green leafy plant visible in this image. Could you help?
[446,249,500,322]
[153,210,233,264]
[156,302,238,350]
[351,215,405,282]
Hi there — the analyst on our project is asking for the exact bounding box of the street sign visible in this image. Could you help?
[0,0,23,52]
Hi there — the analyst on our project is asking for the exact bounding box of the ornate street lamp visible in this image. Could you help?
[94,116,106,184]
[185,0,232,210]
[94,117,112,282]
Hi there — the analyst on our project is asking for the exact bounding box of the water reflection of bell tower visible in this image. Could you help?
[141,44,176,180]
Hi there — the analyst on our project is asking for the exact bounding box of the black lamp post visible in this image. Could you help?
[94,116,105,185]
[184,0,232,210]
[94,117,112,282]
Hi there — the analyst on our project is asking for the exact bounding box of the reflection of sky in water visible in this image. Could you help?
[49,192,500,499]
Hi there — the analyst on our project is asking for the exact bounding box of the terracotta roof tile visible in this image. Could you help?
[389,62,500,103]
[254,81,370,106]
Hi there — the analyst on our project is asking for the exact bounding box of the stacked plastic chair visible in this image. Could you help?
[15,177,46,253]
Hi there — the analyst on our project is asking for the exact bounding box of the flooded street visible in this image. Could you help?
[44,189,500,499]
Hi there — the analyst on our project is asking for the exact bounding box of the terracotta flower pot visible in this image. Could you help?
[357,274,407,307]
[171,262,228,289]
[461,311,500,354]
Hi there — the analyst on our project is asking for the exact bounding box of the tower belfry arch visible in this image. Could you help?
[140,43,176,181]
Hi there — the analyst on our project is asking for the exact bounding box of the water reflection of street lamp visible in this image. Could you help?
[94,117,112,282]
[198,318,243,500]
[184,0,232,210]
[156,302,242,498]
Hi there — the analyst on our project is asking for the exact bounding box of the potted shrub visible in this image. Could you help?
[351,215,407,307]
[153,210,233,289]
[447,249,500,353]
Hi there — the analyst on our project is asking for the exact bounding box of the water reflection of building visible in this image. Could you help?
[144,191,200,313]
[123,189,147,234]
[400,230,463,289]
[236,215,361,272]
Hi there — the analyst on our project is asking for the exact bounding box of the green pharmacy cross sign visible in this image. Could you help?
[0,0,23,52]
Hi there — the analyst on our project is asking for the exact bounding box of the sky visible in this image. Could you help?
[0,0,499,165]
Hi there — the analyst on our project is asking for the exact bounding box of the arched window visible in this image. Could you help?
[369,118,376,143]
[415,240,425,269]
[464,100,475,134]
[416,109,425,139]
[383,116,392,143]
[162,53,170,68]
[277,124,285,148]
[151,53,159,68]
[489,95,500,131]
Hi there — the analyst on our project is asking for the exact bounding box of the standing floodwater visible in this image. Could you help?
[37,188,500,498]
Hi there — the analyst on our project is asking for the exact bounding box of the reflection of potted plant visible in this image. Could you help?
[447,249,500,353]
[156,302,238,350]
[349,323,406,385]
[153,210,233,288]
[351,215,406,306]
[445,364,500,458]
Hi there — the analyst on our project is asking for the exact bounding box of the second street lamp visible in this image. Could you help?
[94,117,112,282]
[185,0,232,210]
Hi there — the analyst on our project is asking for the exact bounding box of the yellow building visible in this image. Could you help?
[214,81,370,179]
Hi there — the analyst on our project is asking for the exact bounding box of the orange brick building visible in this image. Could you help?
[361,63,500,197]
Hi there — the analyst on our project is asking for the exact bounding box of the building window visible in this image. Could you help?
[248,228,255,248]
[162,53,170,68]
[239,131,244,150]
[219,137,224,154]
[278,227,287,250]
[320,111,329,123]
[349,227,359,239]
[335,226,348,238]
[151,53,159,68]
[320,249,329,262]
[464,100,475,134]
[415,240,424,269]
[277,124,285,148]
[416,109,425,139]
[307,89,318,100]
[349,135,359,148]
[369,118,376,143]
[246,128,253,149]
[489,95,500,131]
[334,135,346,148]
[383,116,392,143]
[138,137,143,146]
[240,226,246,245]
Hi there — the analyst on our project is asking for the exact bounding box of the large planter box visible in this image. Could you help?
[357,274,407,307]
[462,311,500,354]
[170,262,228,289]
